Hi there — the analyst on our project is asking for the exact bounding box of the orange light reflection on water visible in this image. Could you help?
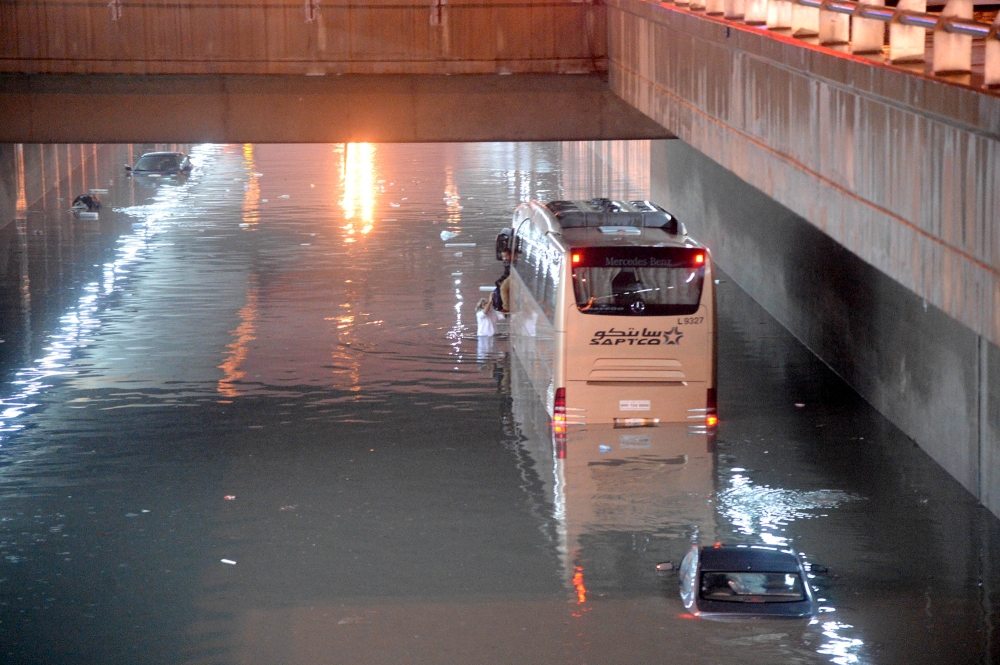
[217,283,259,397]
[340,143,377,242]
[217,144,262,397]
[572,566,587,604]
[443,166,461,232]
[15,145,27,216]
[241,144,260,228]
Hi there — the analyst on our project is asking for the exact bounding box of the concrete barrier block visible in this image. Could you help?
[932,0,973,73]
[986,15,1000,88]
[889,0,927,62]
[792,5,819,36]
[851,0,887,54]
[818,9,849,44]
[706,0,726,15]
[745,0,768,24]
[767,0,793,29]
[986,40,1000,88]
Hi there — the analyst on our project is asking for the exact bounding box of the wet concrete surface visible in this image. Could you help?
[0,142,999,664]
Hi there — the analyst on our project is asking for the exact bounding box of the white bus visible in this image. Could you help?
[497,199,717,432]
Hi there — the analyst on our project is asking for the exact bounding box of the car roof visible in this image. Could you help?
[139,151,183,157]
[698,545,802,573]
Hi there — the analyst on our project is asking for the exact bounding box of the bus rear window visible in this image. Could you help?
[571,247,705,316]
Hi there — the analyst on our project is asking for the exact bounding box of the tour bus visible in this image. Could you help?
[496,199,717,431]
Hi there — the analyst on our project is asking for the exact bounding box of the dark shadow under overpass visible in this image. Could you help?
[0,73,673,144]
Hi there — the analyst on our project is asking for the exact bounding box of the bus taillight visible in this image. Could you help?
[572,253,582,264]
[554,387,567,457]
[694,253,705,265]
[706,388,718,428]
[553,388,567,432]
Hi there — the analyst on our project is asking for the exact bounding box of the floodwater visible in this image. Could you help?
[0,141,998,665]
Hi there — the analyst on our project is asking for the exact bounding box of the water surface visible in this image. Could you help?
[0,141,997,665]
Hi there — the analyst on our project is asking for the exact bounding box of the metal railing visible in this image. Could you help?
[661,0,1000,87]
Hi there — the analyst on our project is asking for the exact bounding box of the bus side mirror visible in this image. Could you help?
[495,231,511,260]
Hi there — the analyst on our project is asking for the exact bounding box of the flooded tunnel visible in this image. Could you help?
[0,140,999,664]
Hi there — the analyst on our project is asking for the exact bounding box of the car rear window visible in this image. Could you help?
[699,572,806,602]
[134,154,178,172]
[571,247,705,316]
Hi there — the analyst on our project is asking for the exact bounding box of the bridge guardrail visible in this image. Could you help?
[660,0,999,87]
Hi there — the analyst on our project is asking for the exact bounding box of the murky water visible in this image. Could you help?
[1,141,998,665]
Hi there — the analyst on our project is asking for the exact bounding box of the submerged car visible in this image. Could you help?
[677,544,816,618]
[126,151,192,175]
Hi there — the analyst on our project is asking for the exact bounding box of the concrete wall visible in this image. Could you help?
[652,138,1000,515]
[0,74,673,144]
[1,0,605,75]
[0,145,15,230]
[8,143,121,210]
[982,342,1000,512]
[608,0,1000,356]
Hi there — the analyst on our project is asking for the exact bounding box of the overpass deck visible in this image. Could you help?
[0,72,673,143]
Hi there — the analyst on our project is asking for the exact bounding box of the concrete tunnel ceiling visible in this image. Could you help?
[0,74,675,144]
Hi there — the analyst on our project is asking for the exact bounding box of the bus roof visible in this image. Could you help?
[516,199,699,243]
[560,225,704,249]
[544,199,680,232]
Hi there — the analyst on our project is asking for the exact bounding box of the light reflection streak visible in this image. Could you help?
[719,473,858,544]
[217,282,259,398]
[572,566,587,604]
[216,144,263,397]
[13,144,31,360]
[14,144,27,217]
[719,472,866,664]
[547,440,569,599]
[442,168,466,354]
[0,144,215,443]
[558,141,651,200]
[326,308,361,393]
[332,143,374,393]
[818,621,865,664]
[340,143,376,240]
[241,144,260,228]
